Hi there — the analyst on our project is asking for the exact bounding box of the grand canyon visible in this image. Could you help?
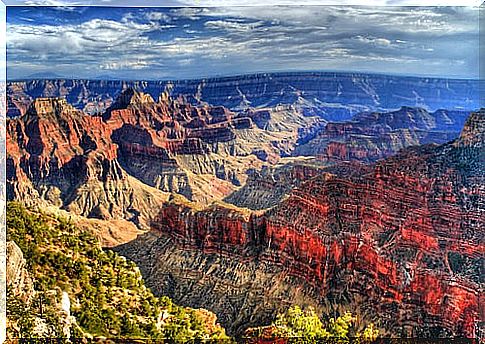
[4,2,483,342]
[5,71,484,340]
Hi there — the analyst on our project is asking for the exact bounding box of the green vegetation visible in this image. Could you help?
[6,202,229,341]
[7,285,36,336]
[245,305,379,343]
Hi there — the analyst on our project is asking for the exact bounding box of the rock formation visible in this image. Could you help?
[116,110,484,338]
[6,241,74,339]
[6,89,322,228]
[295,106,470,162]
[7,241,35,304]
[6,95,170,228]
[7,81,482,339]
[224,161,325,210]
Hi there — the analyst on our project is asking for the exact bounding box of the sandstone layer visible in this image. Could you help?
[117,110,484,337]
[294,106,470,162]
[6,89,322,228]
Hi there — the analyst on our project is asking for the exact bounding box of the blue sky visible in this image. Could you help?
[6,5,480,80]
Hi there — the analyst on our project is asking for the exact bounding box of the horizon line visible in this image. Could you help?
[7,70,482,83]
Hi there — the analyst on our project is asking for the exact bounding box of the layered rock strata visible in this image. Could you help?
[117,111,484,338]
[295,107,470,162]
[6,90,321,226]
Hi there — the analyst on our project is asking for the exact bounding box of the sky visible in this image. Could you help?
[5,4,481,80]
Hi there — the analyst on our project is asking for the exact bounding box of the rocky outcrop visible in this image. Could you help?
[295,107,470,162]
[7,80,482,339]
[7,241,35,303]
[6,95,170,228]
[224,162,325,210]
[457,110,484,147]
[117,110,484,338]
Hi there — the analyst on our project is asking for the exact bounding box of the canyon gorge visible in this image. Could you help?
[6,72,484,339]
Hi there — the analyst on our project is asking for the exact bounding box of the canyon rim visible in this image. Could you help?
[3,3,484,342]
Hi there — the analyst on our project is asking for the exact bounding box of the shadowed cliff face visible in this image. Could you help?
[6,89,324,227]
[116,110,484,338]
[7,95,169,228]
[294,106,470,162]
[9,86,469,224]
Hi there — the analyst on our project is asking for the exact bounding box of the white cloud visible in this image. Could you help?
[8,18,154,58]
[21,0,82,5]
[6,6,479,79]
[4,0,482,5]
[355,35,392,46]
[100,60,150,70]
[170,7,208,20]
[207,6,478,35]
[177,0,480,5]
[205,19,264,32]
[144,11,171,22]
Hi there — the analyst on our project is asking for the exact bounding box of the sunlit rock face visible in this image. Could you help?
[6,88,322,227]
[9,89,467,225]
[7,241,35,304]
[117,110,484,338]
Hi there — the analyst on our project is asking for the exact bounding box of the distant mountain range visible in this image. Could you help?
[7,72,479,120]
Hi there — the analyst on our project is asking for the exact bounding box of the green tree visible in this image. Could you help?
[267,306,379,343]
[6,286,35,338]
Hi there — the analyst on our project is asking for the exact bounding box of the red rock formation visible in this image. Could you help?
[296,107,469,162]
[142,110,484,337]
[7,89,483,338]
[6,89,262,222]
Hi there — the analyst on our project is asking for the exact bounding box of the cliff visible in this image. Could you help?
[116,110,484,337]
[294,106,469,162]
[6,241,74,339]
[7,90,324,227]
[6,94,170,228]
[6,203,229,340]
[224,161,326,210]
[7,83,482,339]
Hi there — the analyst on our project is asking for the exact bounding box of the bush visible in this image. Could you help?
[267,306,379,343]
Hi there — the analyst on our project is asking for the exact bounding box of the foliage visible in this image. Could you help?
[6,286,35,337]
[273,305,330,341]
[251,305,379,343]
[6,202,229,341]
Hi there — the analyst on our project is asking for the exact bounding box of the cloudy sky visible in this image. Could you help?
[6,5,480,80]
